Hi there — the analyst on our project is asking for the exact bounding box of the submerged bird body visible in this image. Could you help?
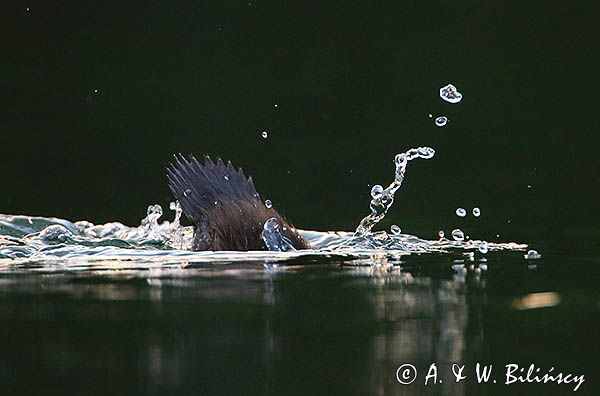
[167,155,309,251]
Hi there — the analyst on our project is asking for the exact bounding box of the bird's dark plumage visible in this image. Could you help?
[166,155,309,251]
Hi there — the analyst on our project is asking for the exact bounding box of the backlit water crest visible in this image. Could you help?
[0,148,525,265]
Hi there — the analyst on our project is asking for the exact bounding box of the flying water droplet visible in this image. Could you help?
[439,83,463,103]
[223,175,230,181]
[261,131,268,139]
[451,229,465,241]
[435,116,448,127]
[390,225,401,235]
[417,147,435,159]
[438,230,445,238]
[147,204,163,217]
[370,185,384,198]
[472,207,481,217]
[478,242,489,254]
[264,199,273,209]
[524,249,542,260]
[455,208,466,217]
[183,189,192,197]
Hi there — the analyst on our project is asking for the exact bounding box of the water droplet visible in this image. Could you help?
[455,208,466,217]
[428,113,433,118]
[390,225,401,235]
[261,131,268,139]
[370,184,384,198]
[417,147,435,159]
[438,230,445,238]
[94,89,98,93]
[472,207,481,217]
[524,249,542,260]
[261,217,295,252]
[183,189,192,197]
[37,224,72,243]
[478,242,489,254]
[527,184,532,189]
[147,204,163,217]
[439,83,463,103]
[451,229,465,241]
[264,199,273,209]
[223,175,229,181]
[274,103,278,108]
[354,146,435,236]
[435,116,448,127]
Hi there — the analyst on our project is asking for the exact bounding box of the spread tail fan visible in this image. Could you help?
[166,154,260,223]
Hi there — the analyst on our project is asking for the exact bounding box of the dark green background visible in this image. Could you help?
[3,2,599,238]
[2,3,600,396]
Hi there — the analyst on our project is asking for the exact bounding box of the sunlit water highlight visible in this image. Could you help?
[0,147,527,268]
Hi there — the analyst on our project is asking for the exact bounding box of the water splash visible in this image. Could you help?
[0,209,527,264]
[261,217,295,252]
[354,147,435,236]
[0,146,529,264]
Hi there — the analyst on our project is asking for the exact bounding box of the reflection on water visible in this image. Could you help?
[348,265,474,396]
[1,249,596,396]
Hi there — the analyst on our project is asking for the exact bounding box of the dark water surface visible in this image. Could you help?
[1,234,598,396]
